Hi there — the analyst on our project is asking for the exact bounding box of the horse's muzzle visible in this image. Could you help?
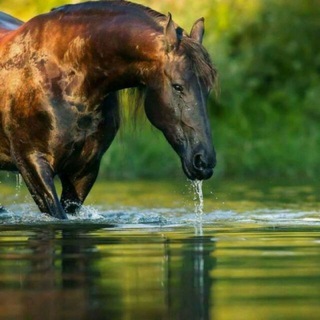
[182,151,216,180]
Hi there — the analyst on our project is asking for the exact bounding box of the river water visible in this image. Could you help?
[0,178,320,319]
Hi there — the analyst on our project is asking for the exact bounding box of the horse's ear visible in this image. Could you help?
[165,13,179,52]
[190,17,205,44]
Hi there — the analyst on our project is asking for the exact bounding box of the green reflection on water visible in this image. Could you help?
[0,225,320,320]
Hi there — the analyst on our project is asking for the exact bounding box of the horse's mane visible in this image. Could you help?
[181,39,217,90]
[52,1,166,25]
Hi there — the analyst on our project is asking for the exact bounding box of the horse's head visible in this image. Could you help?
[144,15,216,180]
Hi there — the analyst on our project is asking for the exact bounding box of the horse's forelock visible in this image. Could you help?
[180,38,217,91]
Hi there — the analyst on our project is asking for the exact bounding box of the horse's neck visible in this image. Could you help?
[90,21,163,88]
[56,21,163,106]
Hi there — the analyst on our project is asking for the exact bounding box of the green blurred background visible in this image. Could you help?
[1,0,319,181]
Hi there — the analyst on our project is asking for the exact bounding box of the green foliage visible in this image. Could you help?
[1,0,320,180]
[205,0,320,179]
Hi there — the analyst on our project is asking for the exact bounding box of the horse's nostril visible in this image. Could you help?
[183,152,214,180]
[193,153,206,170]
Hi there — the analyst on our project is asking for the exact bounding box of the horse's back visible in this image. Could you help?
[0,11,23,37]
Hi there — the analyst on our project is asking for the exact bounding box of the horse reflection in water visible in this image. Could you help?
[22,229,122,320]
[0,1,216,219]
[15,228,215,320]
[166,234,216,319]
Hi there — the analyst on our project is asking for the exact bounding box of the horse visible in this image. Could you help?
[0,1,216,219]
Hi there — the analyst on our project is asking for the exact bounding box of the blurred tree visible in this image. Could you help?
[204,0,320,178]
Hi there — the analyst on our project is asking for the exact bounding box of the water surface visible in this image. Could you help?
[0,179,320,319]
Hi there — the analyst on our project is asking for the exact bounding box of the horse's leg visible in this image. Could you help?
[59,163,100,214]
[60,92,120,214]
[14,152,67,219]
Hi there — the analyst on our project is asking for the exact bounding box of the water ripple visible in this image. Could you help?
[0,203,319,227]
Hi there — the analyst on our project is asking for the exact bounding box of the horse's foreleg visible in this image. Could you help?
[60,164,100,214]
[59,93,119,215]
[14,152,67,219]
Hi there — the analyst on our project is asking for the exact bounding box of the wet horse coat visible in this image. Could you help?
[0,1,216,219]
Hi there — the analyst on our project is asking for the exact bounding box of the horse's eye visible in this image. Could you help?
[172,84,183,93]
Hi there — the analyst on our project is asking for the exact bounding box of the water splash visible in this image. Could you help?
[191,179,204,221]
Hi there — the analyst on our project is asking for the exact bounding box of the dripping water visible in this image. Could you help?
[191,179,204,225]
[191,179,205,307]
[192,179,204,216]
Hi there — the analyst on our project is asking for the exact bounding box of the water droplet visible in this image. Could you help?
[15,174,23,198]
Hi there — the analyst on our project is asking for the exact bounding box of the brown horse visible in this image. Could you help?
[0,1,216,219]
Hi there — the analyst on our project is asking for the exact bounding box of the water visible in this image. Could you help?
[192,179,204,218]
[0,178,320,319]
